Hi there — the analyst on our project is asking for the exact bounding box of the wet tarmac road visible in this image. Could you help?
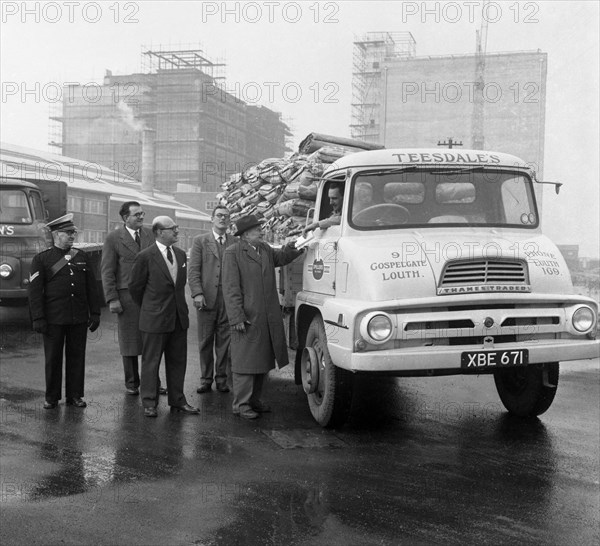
[1,304,599,545]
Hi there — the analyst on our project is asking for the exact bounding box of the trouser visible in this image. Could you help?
[116,289,142,389]
[140,320,187,409]
[43,323,87,402]
[122,356,140,389]
[232,373,265,413]
[197,288,231,387]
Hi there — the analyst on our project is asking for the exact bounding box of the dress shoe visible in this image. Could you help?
[144,407,158,418]
[233,409,260,420]
[43,401,58,410]
[170,404,200,414]
[66,398,87,408]
[196,384,211,394]
[251,401,272,413]
[216,384,230,393]
[125,387,139,395]
[158,387,168,395]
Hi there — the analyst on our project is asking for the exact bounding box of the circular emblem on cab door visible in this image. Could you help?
[312,259,324,280]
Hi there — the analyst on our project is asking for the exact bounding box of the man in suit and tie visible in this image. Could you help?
[101,201,168,396]
[188,205,236,394]
[129,216,199,417]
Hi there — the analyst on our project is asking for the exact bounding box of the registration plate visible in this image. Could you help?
[461,349,529,369]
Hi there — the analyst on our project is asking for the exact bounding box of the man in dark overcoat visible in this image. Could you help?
[222,214,303,419]
[101,200,164,396]
[188,205,236,393]
[129,215,199,418]
[28,214,101,409]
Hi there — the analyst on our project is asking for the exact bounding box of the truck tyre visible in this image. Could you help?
[493,362,559,417]
[304,316,353,428]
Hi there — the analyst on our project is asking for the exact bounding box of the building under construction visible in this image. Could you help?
[51,47,291,211]
[351,32,547,177]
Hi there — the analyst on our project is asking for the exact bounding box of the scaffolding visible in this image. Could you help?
[48,101,63,151]
[55,45,289,196]
[350,32,416,143]
[141,44,226,80]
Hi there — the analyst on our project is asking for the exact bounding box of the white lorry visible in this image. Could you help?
[279,148,599,427]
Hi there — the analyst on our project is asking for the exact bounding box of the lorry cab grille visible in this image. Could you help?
[439,259,528,287]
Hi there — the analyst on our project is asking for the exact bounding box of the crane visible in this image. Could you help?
[472,1,489,150]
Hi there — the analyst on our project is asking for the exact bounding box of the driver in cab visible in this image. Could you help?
[303,182,344,236]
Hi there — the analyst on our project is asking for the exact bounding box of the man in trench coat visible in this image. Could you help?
[101,201,164,396]
[222,214,303,419]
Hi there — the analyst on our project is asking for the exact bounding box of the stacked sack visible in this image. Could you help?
[216,145,353,242]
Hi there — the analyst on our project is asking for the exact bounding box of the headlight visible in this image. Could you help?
[367,314,393,342]
[572,306,595,332]
[0,264,13,278]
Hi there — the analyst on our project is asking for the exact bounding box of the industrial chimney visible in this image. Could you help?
[141,127,155,195]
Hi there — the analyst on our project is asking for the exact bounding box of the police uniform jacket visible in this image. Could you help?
[29,246,101,324]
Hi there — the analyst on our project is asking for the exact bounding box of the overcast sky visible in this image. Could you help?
[1,1,598,256]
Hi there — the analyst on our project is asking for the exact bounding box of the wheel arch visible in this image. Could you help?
[294,304,321,385]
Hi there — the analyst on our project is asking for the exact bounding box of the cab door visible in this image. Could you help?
[302,176,345,295]
[303,228,339,295]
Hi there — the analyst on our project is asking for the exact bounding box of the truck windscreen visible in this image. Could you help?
[0,189,33,224]
[349,170,538,230]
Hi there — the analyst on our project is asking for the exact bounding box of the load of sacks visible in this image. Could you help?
[216,134,385,241]
[216,146,349,241]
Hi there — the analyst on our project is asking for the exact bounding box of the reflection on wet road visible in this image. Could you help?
[1,307,598,545]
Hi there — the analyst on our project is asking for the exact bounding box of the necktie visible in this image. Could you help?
[166,246,174,265]
[135,231,140,247]
[218,236,223,245]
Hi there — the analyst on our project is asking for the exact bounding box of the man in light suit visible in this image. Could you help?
[101,201,168,396]
[188,205,236,394]
[129,216,199,417]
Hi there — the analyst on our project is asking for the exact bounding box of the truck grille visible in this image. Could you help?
[439,259,528,286]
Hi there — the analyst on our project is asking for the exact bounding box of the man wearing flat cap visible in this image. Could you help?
[28,214,101,409]
[222,214,304,419]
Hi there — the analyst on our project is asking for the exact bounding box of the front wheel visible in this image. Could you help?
[494,363,559,417]
[302,316,353,428]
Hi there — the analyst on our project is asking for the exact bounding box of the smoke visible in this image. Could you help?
[116,101,146,132]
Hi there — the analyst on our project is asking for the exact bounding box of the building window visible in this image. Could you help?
[205,201,217,211]
[83,198,107,215]
[83,230,105,243]
[68,196,83,212]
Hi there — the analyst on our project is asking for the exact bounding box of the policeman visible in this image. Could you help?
[28,214,101,409]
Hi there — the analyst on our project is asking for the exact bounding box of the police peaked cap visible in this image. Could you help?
[46,213,77,232]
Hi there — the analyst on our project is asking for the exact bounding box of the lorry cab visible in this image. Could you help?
[294,149,599,427]
[0,178,54,303]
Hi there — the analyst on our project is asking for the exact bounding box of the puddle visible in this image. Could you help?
[262,429,347,449]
